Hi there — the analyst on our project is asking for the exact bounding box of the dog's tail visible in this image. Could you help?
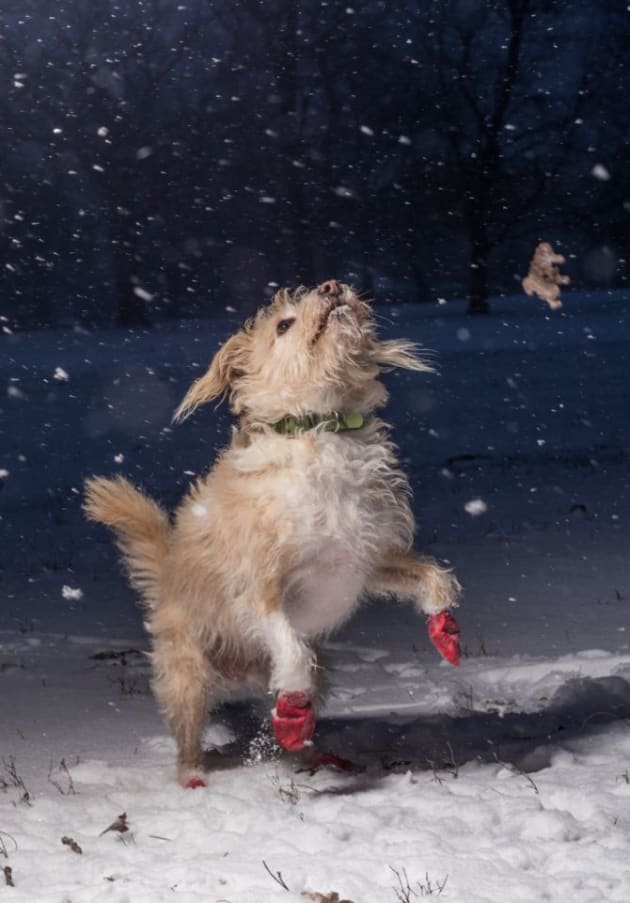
[84,476,170,609]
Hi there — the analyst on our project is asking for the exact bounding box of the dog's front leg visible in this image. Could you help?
[260,610,316,693]
[369,549,461,615]
[369,550,462,665]
[259,610,317,751]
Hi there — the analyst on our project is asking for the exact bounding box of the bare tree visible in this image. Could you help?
[392,0,602,311]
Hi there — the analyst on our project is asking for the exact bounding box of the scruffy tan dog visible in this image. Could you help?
[85,280,461,786]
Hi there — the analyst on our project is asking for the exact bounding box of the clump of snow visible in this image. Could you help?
[591,163,611,181]
[464,498,487,516]
[132,286,153,301]
[1,636,630,902]
[7,385,26,400]
[61,585,83,601]
[53,367,69,382]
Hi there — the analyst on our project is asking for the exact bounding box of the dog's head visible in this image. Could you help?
[174,280,431,425]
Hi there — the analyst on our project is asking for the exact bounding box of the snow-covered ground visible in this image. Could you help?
[1,290,629,901]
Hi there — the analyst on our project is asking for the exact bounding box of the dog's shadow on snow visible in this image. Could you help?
[211,674,630,789]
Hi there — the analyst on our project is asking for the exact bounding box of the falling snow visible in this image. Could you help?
[591,163,611,181]
[464,498,488,516]
[132,286,154,302]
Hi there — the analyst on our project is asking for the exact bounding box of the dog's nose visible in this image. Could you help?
[317,279,342,297]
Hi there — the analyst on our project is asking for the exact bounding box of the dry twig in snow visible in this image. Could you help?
[61,836,83,855]
[100,812,129,836]
[302,892,356,902]
[262,859,290,891]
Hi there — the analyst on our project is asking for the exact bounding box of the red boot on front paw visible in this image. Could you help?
[272,691,316,751]
[427,610,461,666]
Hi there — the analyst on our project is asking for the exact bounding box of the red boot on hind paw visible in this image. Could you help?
[185,777,207,789]
[272,691,316,751]
[428,610,461,666]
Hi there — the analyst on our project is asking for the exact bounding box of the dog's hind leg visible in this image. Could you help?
[150,631,213,787]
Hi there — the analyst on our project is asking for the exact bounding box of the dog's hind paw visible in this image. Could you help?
[185,776,207,789]
[178,763,208,788]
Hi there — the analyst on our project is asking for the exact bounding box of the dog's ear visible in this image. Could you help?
[173,331,251,422]
[370,339,433,373]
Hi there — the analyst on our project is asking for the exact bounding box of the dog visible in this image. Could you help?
[84,280,461,786]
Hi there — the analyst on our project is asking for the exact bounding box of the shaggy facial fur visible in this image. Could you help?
[85,280,461,785]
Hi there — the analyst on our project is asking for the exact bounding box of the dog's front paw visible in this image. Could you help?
[272,691,315,751]
[427,610,461,666]
[422,566,462,615]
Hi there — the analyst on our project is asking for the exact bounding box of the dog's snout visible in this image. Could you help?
[317,279,342,297]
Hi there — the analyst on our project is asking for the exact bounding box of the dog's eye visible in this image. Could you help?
[276,318,295,336]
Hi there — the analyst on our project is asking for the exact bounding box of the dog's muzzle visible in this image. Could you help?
[317,279,345,298]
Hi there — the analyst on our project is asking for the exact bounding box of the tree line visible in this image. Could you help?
[0,0,627,327]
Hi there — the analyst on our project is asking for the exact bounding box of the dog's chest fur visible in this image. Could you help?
[232,428,414,636]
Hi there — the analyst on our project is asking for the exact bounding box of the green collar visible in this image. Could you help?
[274,411,365,435]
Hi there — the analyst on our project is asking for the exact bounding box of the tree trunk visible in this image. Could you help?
[467,231,491,314]
[112,240,150,327]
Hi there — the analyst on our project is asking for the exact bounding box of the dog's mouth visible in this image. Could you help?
[312,296,354,345]
[312,279,355,345]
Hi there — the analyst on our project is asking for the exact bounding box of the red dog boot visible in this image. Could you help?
[427,611,461,666]
[185,777,207,789]
[272,691,316,751]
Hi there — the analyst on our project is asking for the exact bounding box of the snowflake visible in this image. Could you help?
[464,499,487,516]
[591,164,611,181]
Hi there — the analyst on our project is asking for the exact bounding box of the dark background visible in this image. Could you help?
[1,0,628,329]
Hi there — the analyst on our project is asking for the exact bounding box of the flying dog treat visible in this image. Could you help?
[522,242,570,310]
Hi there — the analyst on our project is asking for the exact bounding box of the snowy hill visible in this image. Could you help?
[1,290,629,901]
